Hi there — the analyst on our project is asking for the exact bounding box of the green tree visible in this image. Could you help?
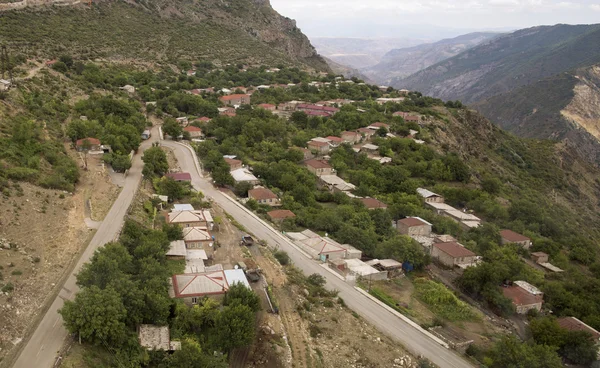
[155,177,189,200]
[223,283,261,312]
[561,330,597,366]
[215,304,256,351]
[59,286,127,345]
[167,339,227,368]
[163,118,183,139]
[142,146,169,177]
[486,336,562,368]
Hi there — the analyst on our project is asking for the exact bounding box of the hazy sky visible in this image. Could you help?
[270,0,600,38]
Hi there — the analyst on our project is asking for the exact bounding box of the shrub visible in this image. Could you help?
[2,282,14,293]
[273,250,290,265]
[12,270,22,276]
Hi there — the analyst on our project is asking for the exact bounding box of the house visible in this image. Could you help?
[500,230,532,249]
[224,158,243,171]
[176,117,189,126]
[170,271,229,304]
[359,197,387,210]
[0,79,11,91]
[257,103,276,111]
[218,107,236,115]
[341,131,361,144]
[267,209,296,222]
[182,227,213,249]
[376,97,405,104]
[166,172,192,182]
[335,258,389,281]
[121,85,135,94]
[166,240,187,260]
[357,128,375,140]
[434,234,457,243]
[431,242,477,268]
[196,117,212,123]
[396,217,432,237]
[366,259,403,278]
[426,202,481,230]
[393,111,420,122]
[231,168,260,185]
[557,317,600,343]
[219,94,251,106]
[167,210,214,229]
[531,252,549,264]
[248,187,280,207]
[183,126,203,138]
[361,143,379,153]
[417,188,444,203]
[502,281,544,314]
[287,229,361,262]
[138,325,180,351]
[307,140,330,154]
[368,122,390,130]
[325,136,344,147]
[296,103,339,116]
[318,175,356,194]
[305,159,333,176]
[75,137,101,151]
[295,147,314,160]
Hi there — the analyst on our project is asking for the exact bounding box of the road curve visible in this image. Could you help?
[11,128,158,368]
[161,140,475,368]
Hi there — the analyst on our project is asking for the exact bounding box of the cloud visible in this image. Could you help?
[590,3,600,10]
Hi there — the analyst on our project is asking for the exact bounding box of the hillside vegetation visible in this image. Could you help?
[0,0,328,70]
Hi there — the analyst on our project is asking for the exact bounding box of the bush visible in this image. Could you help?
[2,282,14,293]
[414,278,479,321]
[11,270,22,276]
[274,250,290,265]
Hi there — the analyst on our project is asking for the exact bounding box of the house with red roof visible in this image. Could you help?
[183,126,203,138]
[196,117,212,123]
[307,140,330,154]
[357,128,375,140]
[360,198,388,210]
[325,136,344,147]
[224,158,242,171]
[248,187,280,207]
[368,122,390,130]
[557,317,600,342]
[257,103,276,111]
[396,217,432,237]
[75,137,101,151]
[431,242,477,268]
[500,230,532,249]
[296,103,339,117]
[219,94,251,106]
[267,209,296,222]
[305,159,333,176]
[502,281,544,314]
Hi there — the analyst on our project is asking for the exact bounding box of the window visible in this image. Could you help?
[191,297,198,304]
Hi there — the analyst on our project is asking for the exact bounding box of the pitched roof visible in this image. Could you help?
[248,187,277,200]
[168,210,212,224]
[357,127,374,133]
[502,285,543,307]
[219,94,250,101]
[258,103,275,108]
[76,137,101,146]
[398,217,429,227]
[500,229,530,242]
[341,131,360,137]
[417,187,441,198]
[231,168,258,182]
[166,240,187,257]
[224,157,242,167]
[182,227,212,242]
[325,136,344,143]
[305,159,331,169]
[433,242,476,258]
[172,271,229,297]
[369,122,390,129]
[307,140,329,147]
[557,317,600,339]
[197,117,211,122]
[267,209,296,220]
[360,198,388,209]
[183,126,202,132]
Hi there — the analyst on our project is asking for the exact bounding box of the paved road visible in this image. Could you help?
[161,141,474,368]
[11,128,158,368]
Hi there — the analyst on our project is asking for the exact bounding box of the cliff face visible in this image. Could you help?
[0,0,329,71]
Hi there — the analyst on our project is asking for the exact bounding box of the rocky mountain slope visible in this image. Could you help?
[0,0,328,70]
[311,37,429,69]
[474,65,600,164]
[394,24,600,104]
[362,32,498,85]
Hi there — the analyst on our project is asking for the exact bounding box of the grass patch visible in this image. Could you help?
[369,287,414,317]
[413,277,480,322]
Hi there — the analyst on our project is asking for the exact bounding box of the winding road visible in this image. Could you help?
[160,140,474,368]
[11,127,158,368]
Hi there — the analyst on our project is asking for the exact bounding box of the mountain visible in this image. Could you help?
[395,24,600,104]
[362,32,499,85]
[474,66,600,164]
[322,57,374,83]
[0,0,328,71]
[311,37,430,69]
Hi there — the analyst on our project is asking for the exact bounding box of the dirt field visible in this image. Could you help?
[0,152,120,364]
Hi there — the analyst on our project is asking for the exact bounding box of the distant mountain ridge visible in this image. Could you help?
[393,23,600,166]
[362,32,499,85]
[395,24,600,104]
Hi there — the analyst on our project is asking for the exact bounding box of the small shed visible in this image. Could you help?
[531,252,549,264]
